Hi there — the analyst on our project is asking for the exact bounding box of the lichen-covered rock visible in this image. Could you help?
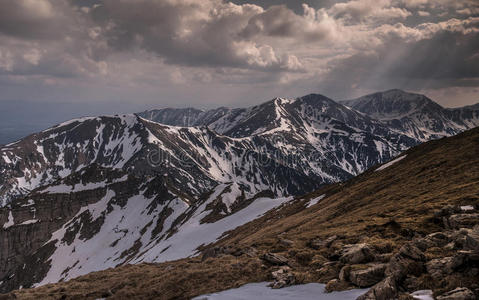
[448,214,479,229]
[426,257,455,280]
[357,276,397,300]
[262,253,288,265]
[340,243,376,264]
[324,279,351,293]
[308,235,337,250]
[436,287,475,300]
[269,266,296,289]
[349,263,387,288]
[279,239,293,247]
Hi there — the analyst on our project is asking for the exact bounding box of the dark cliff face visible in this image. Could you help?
[0,166,174,292]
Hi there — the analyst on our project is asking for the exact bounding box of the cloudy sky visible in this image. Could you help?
[0,0,478,143]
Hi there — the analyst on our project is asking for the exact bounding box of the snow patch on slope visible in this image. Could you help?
[376,155,407,171]
[193,282,367,300]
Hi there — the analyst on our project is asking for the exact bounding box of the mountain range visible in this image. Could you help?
[0,89,478,295]
[4,108,479,300]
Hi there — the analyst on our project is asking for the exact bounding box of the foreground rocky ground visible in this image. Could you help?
[2,128,479,299]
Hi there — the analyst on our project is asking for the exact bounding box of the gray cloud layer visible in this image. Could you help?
[0,0,478,127]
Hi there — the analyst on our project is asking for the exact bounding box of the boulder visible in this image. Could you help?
[386,245,424,280]
[279,239,293,247]
[269,266,295,289]
[426,257,455,280]
[340,243,376,264]
[436,287,475,300]
[398,243,426,261]
[464,228,479,251]
[339,265,351,282]
[263,253,288,265]
[424,232,451,248]
[324,279,351,293]
[357,276,397,300]
[243,247,258,257]
[452,227,479,251]
[308,235,337,250]
[349,263,387,288]
[376,253,394,263]
[201,247,221,261]
[447,214,479,229]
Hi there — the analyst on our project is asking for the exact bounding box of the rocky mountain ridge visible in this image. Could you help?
[4,121,479,300]
[341,89,479,142]
[0,90,478,295]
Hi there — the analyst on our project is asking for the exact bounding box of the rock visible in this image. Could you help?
[349,263,387,288]
[398,243,425,261]
[243,247,258,257]
[317,263,341,282]
[457,250,479,263]
[376,253,394,263]
[448,214,479,229]
[464,228,479,251]
[436,287,475,300]
[340,243,376,264]
[201,247,220,261]
[308,235,337,250]
[357,276,397,300]
[339,265,351,281]
[310,254,328,268]
[424,232,451,248]
[452,227,479,251]
[263,253,288,265]
[269,266,295,289]
[279,239,293,247]
[386,255,424,280]
[412,238,430,251]
[324,279,351,293]
[436,205,461,217]
[426,257,455,280]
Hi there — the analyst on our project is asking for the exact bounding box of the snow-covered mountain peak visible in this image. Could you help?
[341,90,479,141]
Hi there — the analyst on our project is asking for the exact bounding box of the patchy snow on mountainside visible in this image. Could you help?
[2,211,14,229]
[306,194,325,208]
[342,89,479,142]
[3,91,479,292]
[36,183,293,286]
[376,155,407,171]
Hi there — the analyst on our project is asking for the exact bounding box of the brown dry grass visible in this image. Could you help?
[7,128,479,299]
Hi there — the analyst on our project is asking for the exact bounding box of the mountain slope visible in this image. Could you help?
[341,89,479,141]
[0,163,292,290]
[7,123,479,300]
[1,91,478,296]
[0,106,412,290]
[137,107,230,127]
[1,96,414,206]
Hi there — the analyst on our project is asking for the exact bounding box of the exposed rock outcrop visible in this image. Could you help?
[437,287,476,300]
[340,243,376,264]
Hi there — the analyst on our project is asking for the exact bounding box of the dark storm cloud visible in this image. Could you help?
[0,0,75,39]
[317,29,479,99]
[0,0,478,127]
[87,0,310,71]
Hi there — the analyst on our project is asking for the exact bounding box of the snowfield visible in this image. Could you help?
[193,282,367,300]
